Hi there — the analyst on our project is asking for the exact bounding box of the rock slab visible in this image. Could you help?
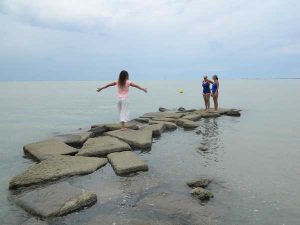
[23,139,78,161]
[176,119,199,129]
[105,129,152,149]
[107,151,148,176]
[187,178,213,188]
[141,123,166,137]
[54,132,93,146]
[16,182,97,218]
[77,136,131,157]
[9,156,107,189]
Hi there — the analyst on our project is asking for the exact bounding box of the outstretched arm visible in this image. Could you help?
[130,82,147,93]
[97,81,117,92]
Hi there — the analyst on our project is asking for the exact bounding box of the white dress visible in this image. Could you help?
[117,80,131,122]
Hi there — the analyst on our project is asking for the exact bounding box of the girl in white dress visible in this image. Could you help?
[97,70,147,130]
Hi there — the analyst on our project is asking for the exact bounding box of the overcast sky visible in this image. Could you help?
[0,0,299,81]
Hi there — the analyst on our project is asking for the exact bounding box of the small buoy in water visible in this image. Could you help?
[179,89,184,94]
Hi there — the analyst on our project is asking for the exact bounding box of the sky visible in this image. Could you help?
[0,0,299,81]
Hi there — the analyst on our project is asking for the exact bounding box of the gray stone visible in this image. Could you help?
[16,182,97,218]
[151,117,178,123]
[23,139,78,161]
[182,114,202,121]
[105,129,152,149]
[76,136,131,157]
[158,107,169,112]
[89,126,108,137]
[141,123,166,137]
[9,156,107,189]
[176,119,199,129]
[198,144,209,152]
[187,178,213,188]
[22,218,48,225]
[107,151,148,176]
[177,107,186,112]
[104,123,139,131]
[194,110,220,118]
[148,120,177,130]
[190,187,214,201]
[225,110,241,117]
[54,132,93,146]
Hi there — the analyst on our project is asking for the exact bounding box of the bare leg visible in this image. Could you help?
[206,94,210,111]
[203,94,207,110]
[120,121,127,131]
[213,94,218,112]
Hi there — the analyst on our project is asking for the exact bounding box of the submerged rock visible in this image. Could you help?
[22,218,48,225]
[141,123,166,138]
[187,178,213,188]
[54,132,94,147]
[15,182,97,218]
[198,144,209,152]
[23,139,78,161]
[76,136,131,157]
[176,119,199,129]
[158,107,169,112]
[190,187,214,201]
[9,156,107,189]
[107,151,149,176]
[105,129,152,149]
[177,107,186,112]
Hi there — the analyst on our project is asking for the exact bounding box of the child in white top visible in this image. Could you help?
[97,70,147,130]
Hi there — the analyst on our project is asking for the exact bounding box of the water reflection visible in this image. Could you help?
[196,118,224,166]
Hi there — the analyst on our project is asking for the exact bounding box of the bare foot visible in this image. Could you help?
[121,128,128,131]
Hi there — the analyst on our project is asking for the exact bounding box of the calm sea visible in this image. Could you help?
[0,80,299,225]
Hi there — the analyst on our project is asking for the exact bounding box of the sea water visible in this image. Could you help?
[0,79,299,225]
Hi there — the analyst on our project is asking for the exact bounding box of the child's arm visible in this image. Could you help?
[130,82,147,93]
[97,81,117,92]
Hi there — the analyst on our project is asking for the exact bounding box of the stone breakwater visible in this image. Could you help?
[8,107,241,224]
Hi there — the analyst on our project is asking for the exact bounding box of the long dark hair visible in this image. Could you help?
[213,75,219,80]
[118,70,129,87]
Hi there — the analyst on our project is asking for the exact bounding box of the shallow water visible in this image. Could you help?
[0,80,300,225]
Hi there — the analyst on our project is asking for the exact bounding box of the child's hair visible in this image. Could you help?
[213,75,219,80]
[118,70,129,87]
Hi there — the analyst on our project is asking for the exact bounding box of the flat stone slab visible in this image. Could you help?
[16,182,97,218]
[23,139,78,161]
[77,136,131,157]
[104,123,139,131]
[105,129,152,149]
[151,117,178,123]
[141,123,166,137]
[176,119,199,129]
[54,132,93,146]
[193,110,221,118]
[107,151,148,176]
[148,120,177,130]
[9,156,107,189]
[187,178,213,188]
[142,112,184,119]
[22,218,48,225]
[182,114,202,121]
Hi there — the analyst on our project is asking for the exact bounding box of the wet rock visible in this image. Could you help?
[107,151,148,176]
[76,136,131,157]
[141,123,166,138]
[54,132,93,146]
[22,218,48,225]
[104,123,139,131]
[187,178,213,188]
[225,110,241,117]
[105,129,152,149]
[177,107,186,112]
[195,130,202,135]
[148,120,177,130]
[9,156,107,189]
[158,107,169,112]
[200,112,221,118]
[190,187,214,201]
[133,117,150,123]
[136,191,217,225]
[176,119,199,129]
[182,114,202,121]
[198,144,209,152]
[15,182,97,218]
[89,126,108,137]
[23,139,78,161]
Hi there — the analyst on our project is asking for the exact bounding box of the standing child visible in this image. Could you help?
[97,70,147,130]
